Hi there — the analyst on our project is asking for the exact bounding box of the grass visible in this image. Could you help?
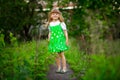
[65,38,120,80]
[65,37,88,79]
[0,40,52,80]
[0,37,120,80]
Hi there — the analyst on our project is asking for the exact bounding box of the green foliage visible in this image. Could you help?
[1,0,119,41]
[59,0,120,41]
[68,9,89,37]
[0,37,120,80]
[65,37,88,79]
[9,32,18,47]
[0,40,52,80]
[0,0,120,79]
[65,38,120,80]
[0,33,5,48]
[102,39,120,55]
[83,54,120,80]
[0,0,41,41]
[0,0,27,31]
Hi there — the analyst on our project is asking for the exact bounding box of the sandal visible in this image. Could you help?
[60,69,68,74]
[55,69,61,73]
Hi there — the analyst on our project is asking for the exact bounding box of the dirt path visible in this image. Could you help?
[46,63,77,80]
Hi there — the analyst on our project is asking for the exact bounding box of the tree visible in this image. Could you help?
[0,0,43,42]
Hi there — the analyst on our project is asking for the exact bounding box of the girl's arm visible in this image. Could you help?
[47,23,50,42]
[63,30,69,45]
[48,32,50,42]
[61,22,68,45]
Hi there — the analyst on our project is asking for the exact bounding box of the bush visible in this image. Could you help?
[0,40,52,80]
[65,37,88,79]
[83,54,120,80]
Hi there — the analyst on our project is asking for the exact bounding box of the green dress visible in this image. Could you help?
[48,23,68,53]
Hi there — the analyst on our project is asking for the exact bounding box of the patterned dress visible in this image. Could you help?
[48,22,68,53]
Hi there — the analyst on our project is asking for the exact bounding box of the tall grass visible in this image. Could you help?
[0,37,120,80]
[83,54,120,80]
[65,38,120,80]
[0,40,52,80]
[65,37,88,79]
[82,39,120,80]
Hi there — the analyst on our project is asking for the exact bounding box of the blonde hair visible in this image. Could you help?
[46,9,64,27]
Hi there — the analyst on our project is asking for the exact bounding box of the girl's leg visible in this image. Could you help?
[59,52,67,71]
[56,53,61,70]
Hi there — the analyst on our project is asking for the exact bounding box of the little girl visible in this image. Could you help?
[47,9,69,73]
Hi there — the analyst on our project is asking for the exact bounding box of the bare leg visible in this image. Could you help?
[56,54,61,70]
[59,52,67,71]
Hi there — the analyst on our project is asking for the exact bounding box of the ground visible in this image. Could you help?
[46,63,77,80]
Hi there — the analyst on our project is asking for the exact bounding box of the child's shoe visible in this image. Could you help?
[55,68,61,73]
[60,69,68,74]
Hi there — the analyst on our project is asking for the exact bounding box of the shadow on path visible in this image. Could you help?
[46,63,77,80]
